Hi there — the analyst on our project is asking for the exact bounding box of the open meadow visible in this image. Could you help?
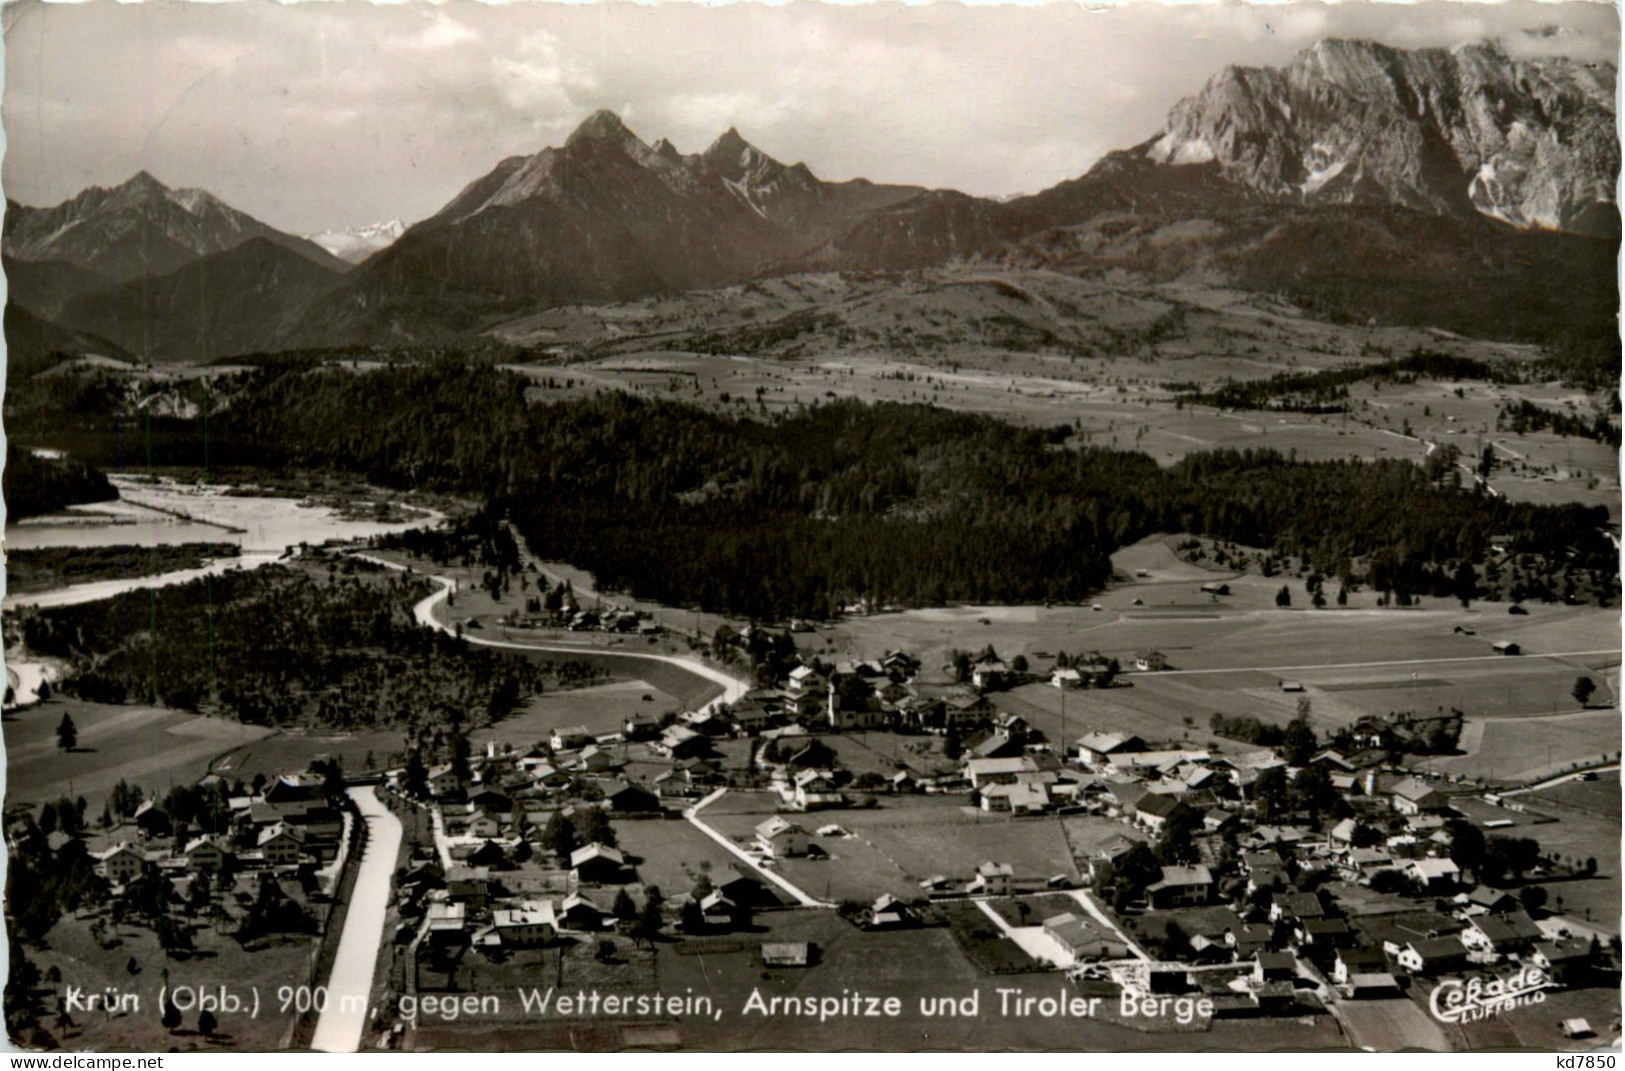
[4,697,274,811]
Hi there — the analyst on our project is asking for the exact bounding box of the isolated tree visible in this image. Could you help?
[611,889,637,921]
[161,999,181,1033]
[680,899,706,934]
[1254,766,1291,820]
[402,750,429,798]
[55,713,77,753]
[198,1008,218,1038]
[1275,585,1292,608]
[1520,886,1549,914]
[633,899,664,947]
[542,812,577,863]
[1572,676,1597,708]
[1281,717,1318,767]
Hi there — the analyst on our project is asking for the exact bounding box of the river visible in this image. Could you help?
[5,474,443,610]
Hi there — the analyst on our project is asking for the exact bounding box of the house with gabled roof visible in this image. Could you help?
[1461,912,1543,957]
[655,724,711,759]
[1532,939,1593,984]
[1133,792,1192,833]
[980,780,1051,815]
[699,890,738,929]
[1406,856,1460,892]
[183,834,232,873]
[1458,886,1518,915]
[257,822,306,866]
[95,841,151,884]
[966,729,1023,760]
[1269,890,1327,925]
[1074,732,1145,767]
[492,900,556,948]
[1043,912,1130,961]
[965,755,1037,788]
[755,816,810,858]
[1397,936,1468,975]
[1389,777,1451,816]
[569,843,625,883]
[607,781,662,813]
[550,726,594,752]
[1146,864,1212,908]
[869,894,915,929]
[969,861,1014,896]
[1295,917,1356,950]
[560,892,604,930]
[1332,946,1389,986]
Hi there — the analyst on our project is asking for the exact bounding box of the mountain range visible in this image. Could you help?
[305,220,408,265]
[5,38,1617,363]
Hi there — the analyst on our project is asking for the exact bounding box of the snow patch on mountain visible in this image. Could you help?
[306,219,407,263]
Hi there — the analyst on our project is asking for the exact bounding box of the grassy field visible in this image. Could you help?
[19,910,314,1051]
[1428,709,1620,784]
[614,816,754,902]
[214,728,410,781]
[471,680,684,752]
[802,547,1616,691]
[1534,772,1623,818]
[476,266,1616,523]
[4,697,273,811]
[699,795,1085,901]
[837,804,1083,886]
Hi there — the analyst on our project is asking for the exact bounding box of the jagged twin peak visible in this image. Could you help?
[466,110,823,221]
[1144,38,1619,234]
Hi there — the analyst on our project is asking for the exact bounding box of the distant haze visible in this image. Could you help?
[3,0,1616,235]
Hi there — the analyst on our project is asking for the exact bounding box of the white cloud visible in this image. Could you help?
[385,13,478,53]
[490,30,598,118]
[4,0,1616,233]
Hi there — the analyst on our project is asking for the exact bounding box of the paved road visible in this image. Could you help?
[1144,649,1619,678]
[1504,763,1621,796]
[683,788,831,908]
[1332,996,1452,1052]
[310,787,403,1054]
[357,557,749,716]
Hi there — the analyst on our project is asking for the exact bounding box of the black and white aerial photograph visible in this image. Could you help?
[1,0,1620,1054]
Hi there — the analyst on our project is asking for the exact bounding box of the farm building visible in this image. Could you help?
[1491,640,1521,656]
[762,942,813,967]
[569,842,626,883]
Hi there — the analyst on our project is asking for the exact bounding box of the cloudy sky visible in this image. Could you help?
[4,0,1617,235]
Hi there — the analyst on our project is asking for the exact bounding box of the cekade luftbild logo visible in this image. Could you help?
[1429,966,1553,1024]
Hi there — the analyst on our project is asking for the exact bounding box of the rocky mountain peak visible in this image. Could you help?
[565,109,640,149]
[704,127,752,161]
[1143,37,1618,234]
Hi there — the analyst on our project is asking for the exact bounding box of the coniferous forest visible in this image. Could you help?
[14,360,1616,620]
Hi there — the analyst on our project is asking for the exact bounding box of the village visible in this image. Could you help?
[343,635,1619,1050]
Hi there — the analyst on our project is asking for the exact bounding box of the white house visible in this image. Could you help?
[755,816,810,858]
[969,861,1014,896]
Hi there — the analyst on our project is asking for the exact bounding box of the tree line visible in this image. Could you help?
[18,560,599,730]
[3,443,116,520]
[1172,350,1513,414]
[21,360,1618,620]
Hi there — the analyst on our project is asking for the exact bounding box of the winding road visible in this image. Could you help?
[355,554,748,715]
